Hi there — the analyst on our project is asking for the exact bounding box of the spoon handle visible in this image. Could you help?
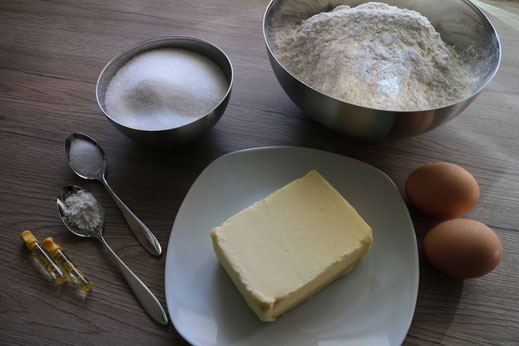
[99,236,168,325]
[101,177,162,256]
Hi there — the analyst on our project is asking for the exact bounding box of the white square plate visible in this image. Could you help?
[165,147,418,346]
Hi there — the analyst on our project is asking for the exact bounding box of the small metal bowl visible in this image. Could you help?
[263,0,501,139]
[96,37,233,146]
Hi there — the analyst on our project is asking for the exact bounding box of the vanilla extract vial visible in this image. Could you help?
[20,231,67,284]
[43,237,93,293]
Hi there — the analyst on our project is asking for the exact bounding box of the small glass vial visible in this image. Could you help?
[21,230,67,284]
[43,237,93,293]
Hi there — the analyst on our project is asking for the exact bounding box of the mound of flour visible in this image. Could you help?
[275,2,471,110]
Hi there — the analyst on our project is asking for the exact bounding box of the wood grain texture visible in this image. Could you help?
[0,0,518,345]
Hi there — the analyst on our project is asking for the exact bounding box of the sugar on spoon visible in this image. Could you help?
[57,185,168,325]
[65,133,161,256]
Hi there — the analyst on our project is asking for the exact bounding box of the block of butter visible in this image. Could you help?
[210,170,373,321]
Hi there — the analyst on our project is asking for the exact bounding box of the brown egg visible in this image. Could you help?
[406,162,479,218]
[424,219,502,278]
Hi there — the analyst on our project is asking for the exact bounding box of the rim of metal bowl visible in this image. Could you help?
[95,36,234,133]
[262,0,501,113]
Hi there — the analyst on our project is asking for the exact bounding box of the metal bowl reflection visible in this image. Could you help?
[263,0,501,139]
[96,36,233,147]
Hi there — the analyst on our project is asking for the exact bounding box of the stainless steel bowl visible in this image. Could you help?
[96,37,233,146]
[263,0,501,139]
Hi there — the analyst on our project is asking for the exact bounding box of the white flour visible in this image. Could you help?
[275,2,472,110]
[64,190,103,233]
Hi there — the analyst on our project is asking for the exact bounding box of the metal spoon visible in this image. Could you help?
[65,133,161,256]
[57,185,168,325]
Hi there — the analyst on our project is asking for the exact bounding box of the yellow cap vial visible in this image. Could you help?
[21,231,67,284]
[43,237,93,293]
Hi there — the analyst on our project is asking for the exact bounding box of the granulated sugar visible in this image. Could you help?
[105,48,228,130]
[274,2,472,110]
[69,139,104,178]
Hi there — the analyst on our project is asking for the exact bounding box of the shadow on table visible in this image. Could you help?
[405,212,465,345]
[273,109,419,173]
[99,130,226,240]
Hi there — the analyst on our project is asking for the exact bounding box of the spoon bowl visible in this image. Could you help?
[65,133,107,181]
[57,185,104,238]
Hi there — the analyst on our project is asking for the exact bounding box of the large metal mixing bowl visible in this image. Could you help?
[263,0,501,139]
[96,37,233,147]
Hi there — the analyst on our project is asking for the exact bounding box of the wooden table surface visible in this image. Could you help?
[1,0,518,345]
